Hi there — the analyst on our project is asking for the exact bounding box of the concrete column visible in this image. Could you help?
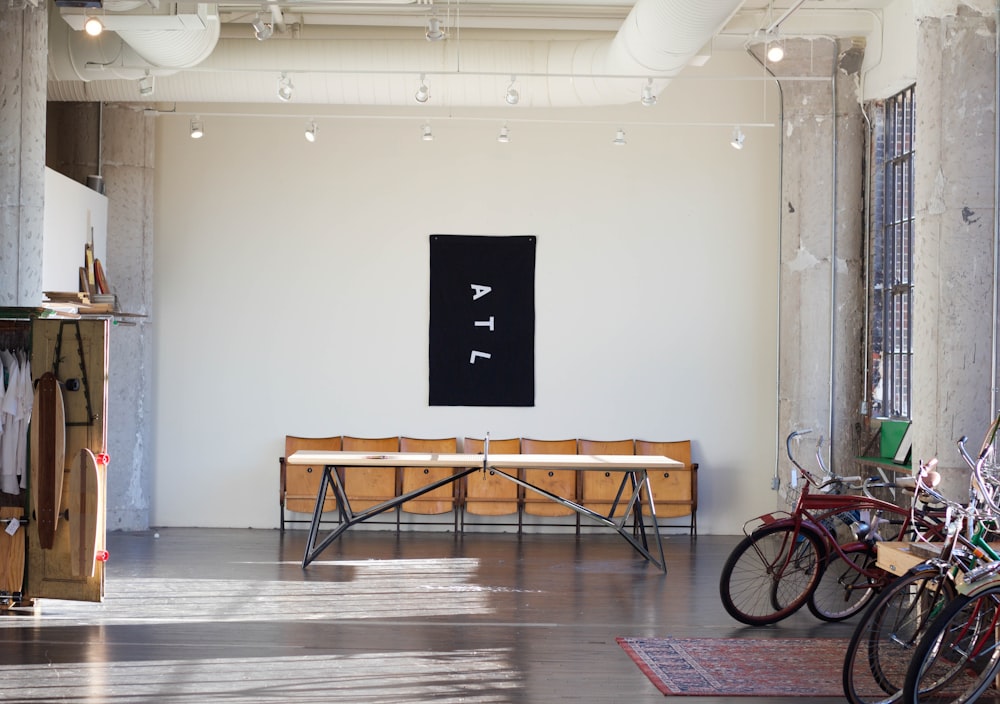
[768,37,867,500]
[0,3,47,305]
[911,5,997,496]
[102,103,155,530]
[45,100,153,530]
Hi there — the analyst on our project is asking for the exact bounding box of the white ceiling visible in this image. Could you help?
[47,0,895,106]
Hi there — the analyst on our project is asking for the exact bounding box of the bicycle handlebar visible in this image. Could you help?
[785,429,861,491]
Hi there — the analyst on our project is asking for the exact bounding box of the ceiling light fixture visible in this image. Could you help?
[414,74,429,103]
[497,125,511,144]
[138,71,154,97]
[612,128,627,146]
[422,123,434,142]
[252,14,273,41]
[305,120,318,143]
[83,16,103,36]
[277,72,293,102]
[766,33,785,62]
[425,16,445,42]
[730,126,745,150]
[640,78,657,107]
[190,117,204,139]
[505,76,519,106]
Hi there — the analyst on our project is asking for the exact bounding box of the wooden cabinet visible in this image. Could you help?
[17,318,110,604]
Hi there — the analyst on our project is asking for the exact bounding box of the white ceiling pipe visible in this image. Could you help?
[49,3,221,82]
[48,0,745,106]
[116,6,221,69]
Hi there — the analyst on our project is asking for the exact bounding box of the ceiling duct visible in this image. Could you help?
[49,2,221,82]
[48,0,744,107]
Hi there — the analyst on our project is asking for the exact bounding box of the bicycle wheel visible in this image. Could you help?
[809,545,880,622]
[719,523,824,626]
[842,566,955,704]
[902,585,1000,704]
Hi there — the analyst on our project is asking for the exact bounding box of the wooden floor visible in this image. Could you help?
[0,528,860,703]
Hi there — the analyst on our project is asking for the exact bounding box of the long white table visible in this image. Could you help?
[287,450,682,571]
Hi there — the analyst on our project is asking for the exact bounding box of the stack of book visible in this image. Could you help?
[41,292,116,316]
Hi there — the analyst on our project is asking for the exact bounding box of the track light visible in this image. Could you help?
[497,125,511,144]
[612,128,626,146]
[190,117,204,139]
[138,72,154,97]
[414,74,429,103]
[640,78,657,107]
[505,76,519,106]
[305,120,318,143]
[425,16,445,42]
[730,126,745,150]
[83,16,103,36]
[422,123,434,142]
[252,14,273,41]
[277,72,293,102]
[766,33,785,62]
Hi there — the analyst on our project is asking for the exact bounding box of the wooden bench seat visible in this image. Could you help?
[279,435,699,536]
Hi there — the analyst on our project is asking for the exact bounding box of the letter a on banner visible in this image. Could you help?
[428,234,536,406]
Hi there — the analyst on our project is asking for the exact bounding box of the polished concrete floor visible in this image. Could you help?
[0,528,859,703]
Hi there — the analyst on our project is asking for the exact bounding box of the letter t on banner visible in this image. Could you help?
[428,234,536,406]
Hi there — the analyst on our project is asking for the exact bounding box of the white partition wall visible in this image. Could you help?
[152,50,782,533]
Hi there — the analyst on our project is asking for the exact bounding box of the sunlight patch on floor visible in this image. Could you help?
[3,558,508,625]
[0,649,522,703]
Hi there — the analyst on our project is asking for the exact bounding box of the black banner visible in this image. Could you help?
[429,235,535,407]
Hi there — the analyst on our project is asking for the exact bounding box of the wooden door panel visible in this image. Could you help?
[27,319,109,603]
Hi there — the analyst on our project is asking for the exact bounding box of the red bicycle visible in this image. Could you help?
[719,430,943,626]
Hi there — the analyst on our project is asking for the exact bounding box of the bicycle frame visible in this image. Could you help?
[743,482,920,590]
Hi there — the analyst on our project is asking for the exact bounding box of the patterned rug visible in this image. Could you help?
[616,637,848,697]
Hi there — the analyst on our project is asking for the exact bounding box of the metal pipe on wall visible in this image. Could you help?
[992,3,1000,419]
[827,40,838,467]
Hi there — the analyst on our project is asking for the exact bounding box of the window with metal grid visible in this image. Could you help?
[869,85,915,420]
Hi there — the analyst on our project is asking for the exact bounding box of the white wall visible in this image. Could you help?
[43,168,107,292]
[862,0,917,101]
[152,50,782,533]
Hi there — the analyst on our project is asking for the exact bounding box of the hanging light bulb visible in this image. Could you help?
[277,72,293,102]
[730,126,745,150]
[83,16,104,36]
[252,14,273,41]
[422,123,434,142]
[612,128,627,146]
[137,71,155,97]
[414,74,430,103]
[505,76,519,106]
[190,117,204,139]
[425,16,445,41]
[766,35,785,62]
[497,125,511,144]
[640,78,657,107]
[305,120,318,143]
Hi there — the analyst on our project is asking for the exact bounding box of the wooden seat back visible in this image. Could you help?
[342,436,400,511]
[635,439,697,525]
[578,439,634,517]
[399,437,459,514]
[520,438,577,516]
[282,435,342,515]
[464,437,520,516]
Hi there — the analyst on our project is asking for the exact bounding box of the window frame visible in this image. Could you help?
[868,84,915,421]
